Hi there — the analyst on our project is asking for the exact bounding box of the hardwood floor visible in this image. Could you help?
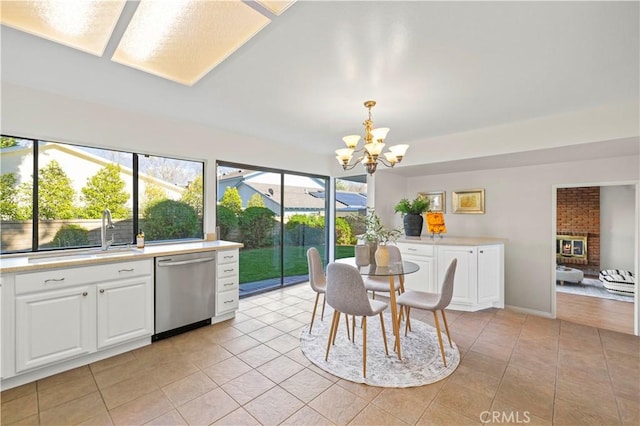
[557,291,635,334]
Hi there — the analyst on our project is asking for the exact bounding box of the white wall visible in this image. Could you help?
[601,185,636,272]
[375,154,639,316]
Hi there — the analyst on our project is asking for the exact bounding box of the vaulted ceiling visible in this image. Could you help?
[1,1,638,171]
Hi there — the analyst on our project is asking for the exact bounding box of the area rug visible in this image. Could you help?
[299,312,459,387]
[556,277,634,303]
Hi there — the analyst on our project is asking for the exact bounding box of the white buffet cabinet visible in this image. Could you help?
[0,240,242,390]
[397,237,505,312]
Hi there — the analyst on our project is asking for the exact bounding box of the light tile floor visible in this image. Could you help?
[2,283,639,425]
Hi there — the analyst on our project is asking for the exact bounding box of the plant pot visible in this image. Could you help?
[374,245,390,267]
[403,214,424,237]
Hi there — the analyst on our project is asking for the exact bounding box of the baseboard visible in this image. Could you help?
[504,304,554,319]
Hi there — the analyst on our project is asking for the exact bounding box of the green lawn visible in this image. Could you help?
[239,245,354,283]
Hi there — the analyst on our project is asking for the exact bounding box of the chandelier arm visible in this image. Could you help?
[376,156,395,168]
[342,156,364,171]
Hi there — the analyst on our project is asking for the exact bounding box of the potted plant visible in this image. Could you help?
[354,208,402,265]
[394,195,431,237]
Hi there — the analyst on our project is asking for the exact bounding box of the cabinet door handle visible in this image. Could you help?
[407,248,417,251]
[223,282,235,287]
[223,268,235,273]
[469,250,473,253]
[480,250,484,253]
[224,299,235,304]
[223,255,234,259]
[82,292,88,296]
[100,289,105,293]
[118,268,134,273]
[44,278,65,283]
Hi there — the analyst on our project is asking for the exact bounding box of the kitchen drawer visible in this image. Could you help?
[217,289,239,314]
[217,262,239,279]
[15,260,152,295]
[218,275,239,292]
[397,242,434,257]
[217,249,239,265]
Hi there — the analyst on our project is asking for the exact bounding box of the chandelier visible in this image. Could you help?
[335,100,409,175]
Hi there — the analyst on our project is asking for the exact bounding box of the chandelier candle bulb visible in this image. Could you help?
[337,100,409,174]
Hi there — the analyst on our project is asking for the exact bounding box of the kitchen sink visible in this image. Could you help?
[27,247,141,264]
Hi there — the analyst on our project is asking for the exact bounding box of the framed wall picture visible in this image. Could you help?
[419,191,445,213]
[452,189,485,214]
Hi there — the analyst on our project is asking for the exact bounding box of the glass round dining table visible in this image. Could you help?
[336,257,420,359]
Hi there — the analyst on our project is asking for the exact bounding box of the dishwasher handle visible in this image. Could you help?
[156,256,215,267]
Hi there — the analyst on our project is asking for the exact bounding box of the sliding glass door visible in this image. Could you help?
[334,175,367,259]
[217,162,329,297]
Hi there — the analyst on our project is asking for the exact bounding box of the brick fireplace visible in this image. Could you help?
[556,186,600,275]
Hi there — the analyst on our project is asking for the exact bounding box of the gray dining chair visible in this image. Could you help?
[395,258,457,366]
[307,248,351,339]
[307,247,327,333]
[325,262,389,378]
[363,244,404,298]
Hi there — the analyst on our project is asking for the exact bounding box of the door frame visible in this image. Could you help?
[551,180,639,336]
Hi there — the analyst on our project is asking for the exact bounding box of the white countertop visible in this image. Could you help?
[0,240,243,273]
[398,236,507,246]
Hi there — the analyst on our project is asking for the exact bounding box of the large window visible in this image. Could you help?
[0,135,204,254]
[335,176,367,259]
[217,161,329,297]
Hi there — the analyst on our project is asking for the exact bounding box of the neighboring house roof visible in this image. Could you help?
[245,182,326,210]
[1,142,184,198]
[310,190,367,212]
[218,169,337,213]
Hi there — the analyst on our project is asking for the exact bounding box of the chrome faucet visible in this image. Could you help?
[101,209,115,250]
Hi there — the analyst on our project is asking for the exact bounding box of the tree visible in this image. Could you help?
[247,193,265,208]
[16,181,33,220]
[0,173,19,220]
[180,175,203,217]
[216,205,238,240]
[1,136,17,148]
[38,160,76,219]
[81,163,129,218]
[141,182,167,213]
[220,187,242,216]
[142,156,190,185]
[143,200,200,241]
[238,207,276,249]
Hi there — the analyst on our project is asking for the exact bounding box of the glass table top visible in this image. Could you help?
[336,258,420,277]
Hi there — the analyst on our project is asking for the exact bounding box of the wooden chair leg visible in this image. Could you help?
[379,312,389,355]
[351,315,356,343]
[320,294,326,320]
[362,316,367,378]
[433,311,447,367]
[404,307,411,336]
[325,311,339,361]
[441,310,453,346]
[344,314,351,342]
[309,292,320,333]
[332,312,341,345]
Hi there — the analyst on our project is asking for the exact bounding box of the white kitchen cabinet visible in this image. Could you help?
[15,285,94,372]
[97,275,152,349]
[397,237,504,312]
[478,245,503,306]
[215,249,239,315]
[6,259,153,385]
[396,242,436,292]
[437,244,503,311]
[437,246,478,308]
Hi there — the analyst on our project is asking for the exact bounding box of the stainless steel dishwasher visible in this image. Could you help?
[154,251,216,340]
